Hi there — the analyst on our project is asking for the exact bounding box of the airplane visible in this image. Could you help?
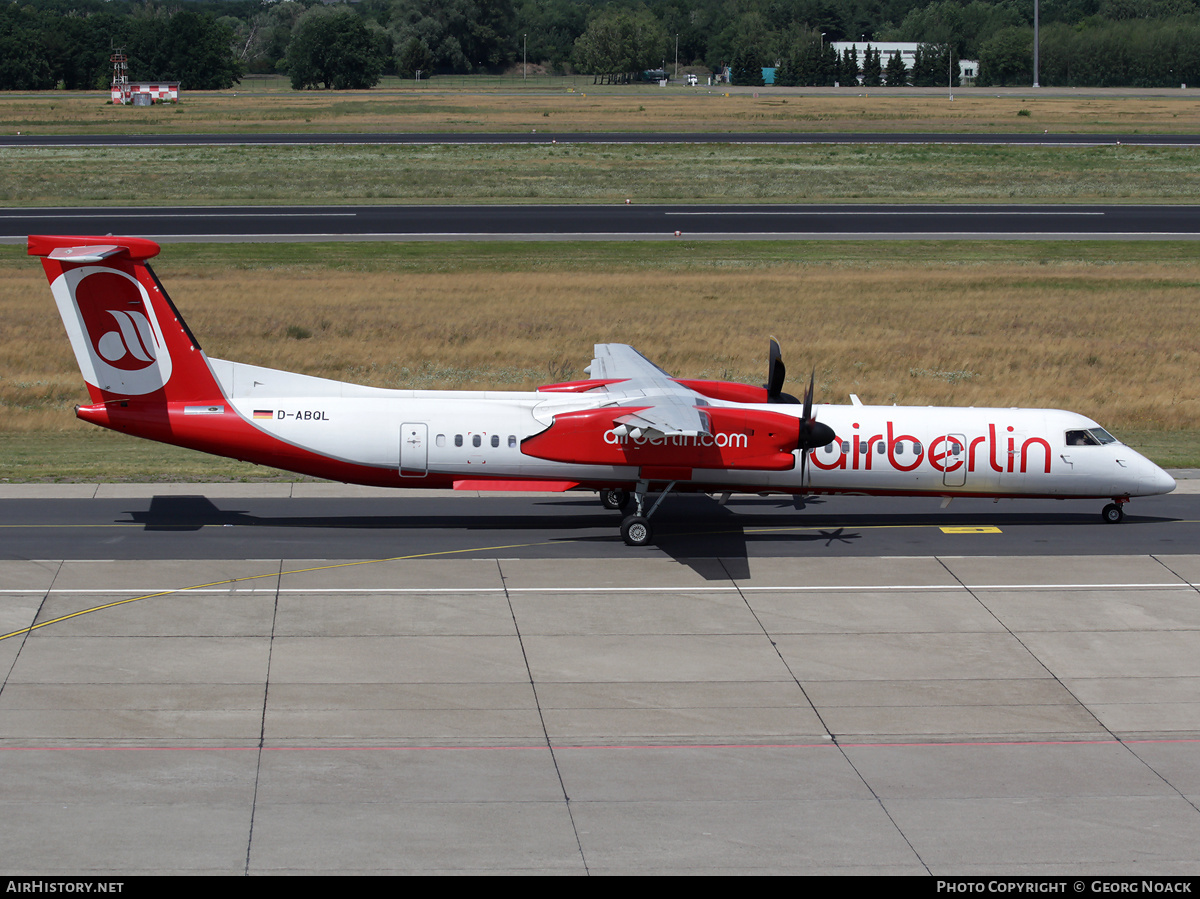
[31,235,1176,546]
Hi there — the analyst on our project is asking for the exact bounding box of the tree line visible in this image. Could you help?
[3,0,1200,91]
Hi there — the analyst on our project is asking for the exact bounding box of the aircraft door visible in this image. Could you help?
[400,422,428,477]
[938,433,967,488]
[1007,432,1029,493]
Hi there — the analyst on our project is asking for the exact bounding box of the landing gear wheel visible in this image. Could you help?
[1102,502,1125,524]
[621,514,653,547]
[600,488,631,511]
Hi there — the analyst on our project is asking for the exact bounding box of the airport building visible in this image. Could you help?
[829,42,978,86]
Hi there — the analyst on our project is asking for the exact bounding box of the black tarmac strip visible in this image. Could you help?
[2,493,1196,571]
[4,202,1200,241]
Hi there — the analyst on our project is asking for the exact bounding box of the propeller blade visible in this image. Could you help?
[764,337,800,404]
[766,337,786,398]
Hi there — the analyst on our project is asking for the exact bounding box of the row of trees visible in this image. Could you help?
[979,20,1200,86]
[0,3,242,89]
[4,0,1200,90]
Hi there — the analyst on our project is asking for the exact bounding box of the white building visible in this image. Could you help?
[830,42,978,86]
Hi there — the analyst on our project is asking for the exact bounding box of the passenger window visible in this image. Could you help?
[508,435,517,448]
[876,442,884,454]
[491,435,499,448]
[454,434,463,447]
[436,434,446,448]
[913,442,922,454]
[472,434,481,448]
[840,441,849,453]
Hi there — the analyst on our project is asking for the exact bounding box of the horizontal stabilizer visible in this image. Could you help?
[48,246,126,263]
[29,235,162,261]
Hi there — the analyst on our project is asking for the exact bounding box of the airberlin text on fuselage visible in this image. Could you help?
[602,421,1052,473]
[810,422,1053,474]
[604,429,750,449]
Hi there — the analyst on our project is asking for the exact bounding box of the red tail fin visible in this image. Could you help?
[29,235,224,406]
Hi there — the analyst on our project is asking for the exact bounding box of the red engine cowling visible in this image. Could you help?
[673,379,769,404]
[521,405,799,471]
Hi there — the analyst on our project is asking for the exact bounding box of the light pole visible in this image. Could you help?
[523,33,527,83]
[675,34,679,81]
[948,42,953,100]
[1033,0,1040,87]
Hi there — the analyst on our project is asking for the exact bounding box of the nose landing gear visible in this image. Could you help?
[1101,497,1128,523]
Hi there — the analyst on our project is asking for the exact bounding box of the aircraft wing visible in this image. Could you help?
[586,344,710,437]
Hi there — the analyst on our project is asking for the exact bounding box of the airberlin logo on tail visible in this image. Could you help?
[92,308,156,369]
[50,266,173,395]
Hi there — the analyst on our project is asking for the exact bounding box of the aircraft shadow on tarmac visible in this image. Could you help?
[121,495,864,579]
[118,494,1174,582]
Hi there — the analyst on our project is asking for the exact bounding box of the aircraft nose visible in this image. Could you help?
[1141,460,1176,495]
[1123,451,1175,496]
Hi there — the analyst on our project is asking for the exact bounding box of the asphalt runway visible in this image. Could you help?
[5,202,1200,242]
[2,485,1200,873]
[1,488,1198,564]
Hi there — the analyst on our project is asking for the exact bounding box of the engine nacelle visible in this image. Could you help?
[672,379,769,404]
[522,405,800,471]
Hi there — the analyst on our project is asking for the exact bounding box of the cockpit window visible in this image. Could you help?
[1066,429,1100,446]
[1066,428,1119,447]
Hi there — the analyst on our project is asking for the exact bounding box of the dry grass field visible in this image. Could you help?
[5,82,1200,135]
[3,240,1197,478]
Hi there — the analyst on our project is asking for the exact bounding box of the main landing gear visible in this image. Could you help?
[1102,498,1128,524]
[600,482,675,546]
[621,514,652,547]
[599,488,630,511]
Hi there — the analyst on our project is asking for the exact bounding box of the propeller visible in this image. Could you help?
[787,360,835,484]
[764,338,835,484]
[797,367,836,485]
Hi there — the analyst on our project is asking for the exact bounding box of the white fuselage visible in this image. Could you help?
[212,359,1175,499]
